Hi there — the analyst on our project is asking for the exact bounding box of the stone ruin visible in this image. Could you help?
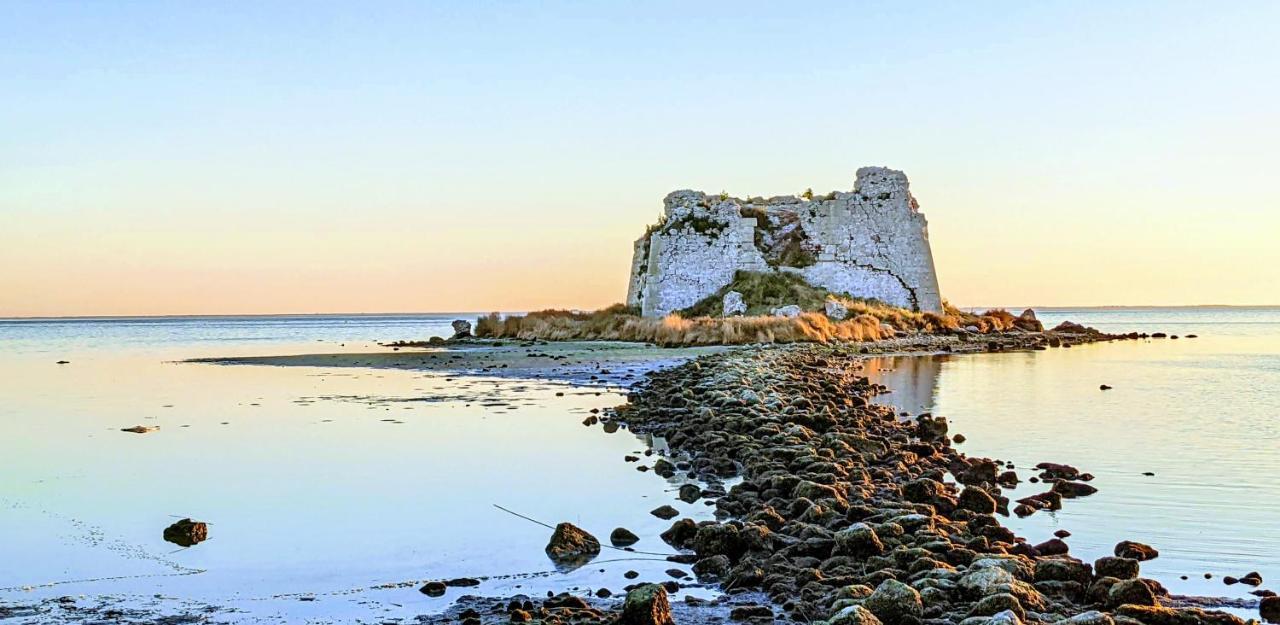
[626,167,943,317]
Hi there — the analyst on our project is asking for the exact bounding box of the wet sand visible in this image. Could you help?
[189,340,730,387]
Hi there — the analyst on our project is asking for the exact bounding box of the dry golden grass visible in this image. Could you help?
[475,309,887,346]
[475,299,1023,347]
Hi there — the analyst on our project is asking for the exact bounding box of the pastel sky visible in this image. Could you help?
[3,1,1278,317]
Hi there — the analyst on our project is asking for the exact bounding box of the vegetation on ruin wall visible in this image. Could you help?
[678,271,829,318]
[742,207,817,269]
[674,271,1018,334]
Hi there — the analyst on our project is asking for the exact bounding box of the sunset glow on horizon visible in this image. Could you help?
[3,1,1278,317]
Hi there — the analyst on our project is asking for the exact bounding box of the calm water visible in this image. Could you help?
[2,309,1278,620]
[867,307,1280,604]
[0,314,718,622]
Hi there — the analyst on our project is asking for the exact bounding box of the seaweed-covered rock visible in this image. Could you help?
[1115,605,1245,625]
[1052,612,1115,625]
[960,566,1016,598]
[958,487,997,514]
[692,554,731,580]
[1107,578,1157,607]
[863,579,922,625]
[834,523,885,557]
[969,593,1025,620]
[619,584,674,625]
[1035,558,1091,585]
[1093,557,1139,580]
[692,523,746,561]
[830,605,883,625]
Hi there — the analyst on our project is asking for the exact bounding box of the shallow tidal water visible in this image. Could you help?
[2,309,1278,621]
[0,315,717,622]
[866,307,1280,605]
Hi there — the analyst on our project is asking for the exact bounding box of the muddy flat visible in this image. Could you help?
[191,340,730,386]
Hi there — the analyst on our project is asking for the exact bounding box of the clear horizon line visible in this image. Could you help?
[4,303,1280,322]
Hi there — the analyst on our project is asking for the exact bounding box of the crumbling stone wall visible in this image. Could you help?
[626,167,943,317]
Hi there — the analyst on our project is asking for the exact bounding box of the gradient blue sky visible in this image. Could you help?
[2,1,1277,316]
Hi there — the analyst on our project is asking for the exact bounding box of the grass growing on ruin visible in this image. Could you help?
[474,272,1023,346]
[678,271,829,318]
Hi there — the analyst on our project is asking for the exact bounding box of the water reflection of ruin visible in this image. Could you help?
[861,354,945,416]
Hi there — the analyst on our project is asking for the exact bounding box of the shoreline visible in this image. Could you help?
[185,328,1147,387]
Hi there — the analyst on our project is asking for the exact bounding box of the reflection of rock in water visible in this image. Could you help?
[162,518,208,547]
[861,355,944,415]
[544,522,601,572]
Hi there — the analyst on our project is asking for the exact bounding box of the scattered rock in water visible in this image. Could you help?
[650,505,679,520]
[677,484,702,503]
[1225,572,1263,586]
[1033,538,1070,555]
[610,527,640,547]
[451,320,473,339]
[618,584,673,625]
[1114,540,1159,561]
[162,518,208,547]
[544,522,600,569]
[419,581,447,597]
[444,577,480,587]
[121,425,159,434]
